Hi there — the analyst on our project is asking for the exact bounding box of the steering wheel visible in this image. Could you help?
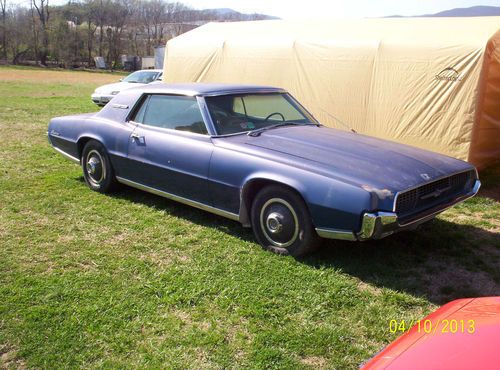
[264,112,285,122]
[212,107,230,118]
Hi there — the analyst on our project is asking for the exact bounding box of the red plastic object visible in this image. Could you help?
[362,297,500,370]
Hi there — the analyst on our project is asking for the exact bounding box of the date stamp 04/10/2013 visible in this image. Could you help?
[389,319,476,335]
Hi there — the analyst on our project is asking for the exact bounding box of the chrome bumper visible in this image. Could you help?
[316,179,481,241]
[91,94,112,106]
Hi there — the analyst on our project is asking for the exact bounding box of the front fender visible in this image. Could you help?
[242,171,309,197]
[240,171,372,232]
[239,172,309,226]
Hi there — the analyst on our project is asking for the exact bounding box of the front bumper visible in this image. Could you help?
[91,93,114,106]
[316,179,481,241]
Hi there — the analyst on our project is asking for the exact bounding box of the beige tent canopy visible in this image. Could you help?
[163,18,500,169]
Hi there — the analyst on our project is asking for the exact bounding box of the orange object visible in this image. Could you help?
[163,18,500,169]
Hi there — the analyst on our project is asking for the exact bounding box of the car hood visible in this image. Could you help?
[94,81,146,94]
[217,125,474,192]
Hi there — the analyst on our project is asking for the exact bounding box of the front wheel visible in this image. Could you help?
[251,185,321,257]
[81,140,117,193]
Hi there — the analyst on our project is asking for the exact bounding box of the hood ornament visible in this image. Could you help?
[420,173,431,181]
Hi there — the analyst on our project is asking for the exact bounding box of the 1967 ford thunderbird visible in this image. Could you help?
[48,83,480,256]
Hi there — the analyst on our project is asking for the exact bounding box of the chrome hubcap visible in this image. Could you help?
[266,212,283,233]
[260,198,299,248]
[87,157,99,175]
[85,150,105,186]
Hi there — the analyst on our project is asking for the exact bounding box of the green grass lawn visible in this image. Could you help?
[0,67,499,369]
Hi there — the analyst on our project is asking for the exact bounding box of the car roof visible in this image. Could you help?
[127,82,287,97]
[133,69,163,73]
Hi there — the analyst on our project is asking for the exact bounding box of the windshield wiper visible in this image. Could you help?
[247,122,317,137]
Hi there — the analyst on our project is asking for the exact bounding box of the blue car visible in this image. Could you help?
[48,83,480,256]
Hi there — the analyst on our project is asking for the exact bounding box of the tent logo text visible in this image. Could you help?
[435,67,463,82]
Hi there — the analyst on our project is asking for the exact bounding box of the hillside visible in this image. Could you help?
[388,5,500,18]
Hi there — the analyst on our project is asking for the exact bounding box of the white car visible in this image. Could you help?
[91,69,163,106]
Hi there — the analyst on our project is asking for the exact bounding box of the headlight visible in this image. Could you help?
[111,91,120,95]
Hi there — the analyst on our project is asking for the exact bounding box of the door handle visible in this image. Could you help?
[130,132,145,144]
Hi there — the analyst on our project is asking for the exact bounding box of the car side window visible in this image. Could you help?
[132,95,150,123]
[139,95,208,135]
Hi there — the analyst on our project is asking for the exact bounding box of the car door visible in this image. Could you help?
[126,94,213,204]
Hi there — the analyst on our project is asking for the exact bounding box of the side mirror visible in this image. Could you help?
[119,78,123,82]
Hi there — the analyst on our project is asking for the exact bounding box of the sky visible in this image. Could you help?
[182,0,500,18]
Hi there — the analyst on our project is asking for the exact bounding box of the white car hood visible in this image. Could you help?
[94,81,146,95]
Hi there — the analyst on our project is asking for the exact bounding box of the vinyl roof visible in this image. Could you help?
[127,82,286,96]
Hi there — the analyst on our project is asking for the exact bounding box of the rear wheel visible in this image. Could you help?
[81,140,117,193]
[251,185,321,257]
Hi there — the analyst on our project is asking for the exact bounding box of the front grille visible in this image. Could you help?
[395,170,474,216]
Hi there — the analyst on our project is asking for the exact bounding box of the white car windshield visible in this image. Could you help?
[123,71,159,84]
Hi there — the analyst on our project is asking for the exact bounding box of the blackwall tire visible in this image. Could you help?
[81,140,117,193]
[251,185,321,257]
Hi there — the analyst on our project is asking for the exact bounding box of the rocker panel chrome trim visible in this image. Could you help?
[53,146,80,164]
[116,176,240,222]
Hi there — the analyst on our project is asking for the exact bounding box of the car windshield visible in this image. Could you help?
[205,93,317,135]
[123,71,159,84]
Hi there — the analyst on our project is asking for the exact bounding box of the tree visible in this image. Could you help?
[51,15,71,64]
[84,0,99,66]
[31,0,50,65]
[0,0,273,67]
[105,0,133,68]
[139,0,166,55]
[93,0,110,58]
[0,0,6,59]
[164,2,188,40]
[8,7,33,64]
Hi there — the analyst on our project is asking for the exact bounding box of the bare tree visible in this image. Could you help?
[105,0,133,68]
[165,2,188,39]
[136,1,190,55]
[29,1,39,64]
[93,0,111,57]
[84,0,99,65]
[1,0,275,67]
[0,0,7,59]
[138,0,163,55]
[8,6,32,64]
[31,0,50,65]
